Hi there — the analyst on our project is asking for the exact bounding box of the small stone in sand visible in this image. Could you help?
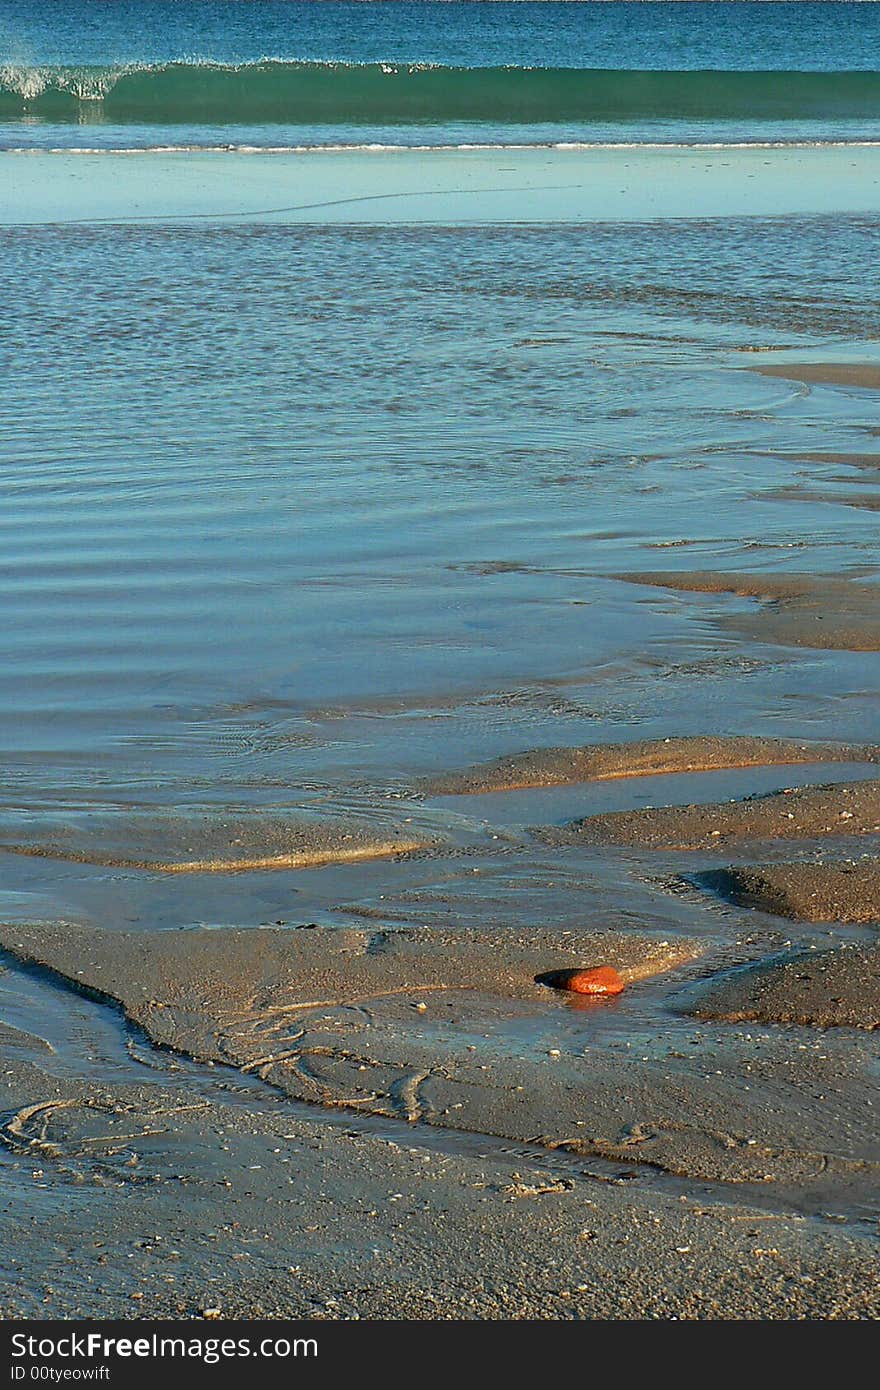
[537,966,625,996]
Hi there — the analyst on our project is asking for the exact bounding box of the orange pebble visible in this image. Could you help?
[542,965,625,996]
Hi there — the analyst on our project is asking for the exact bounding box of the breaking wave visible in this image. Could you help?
[2,60,880,125]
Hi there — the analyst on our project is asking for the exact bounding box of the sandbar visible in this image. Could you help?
[754,362,880,391]
[421,735,880,796]
[696,860,880,923]
[538,779,880,851]
[617,570,880,651]
[684,943,880,1030]
[0,809,430,872]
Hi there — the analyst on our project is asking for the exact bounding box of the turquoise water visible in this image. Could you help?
[0,4,878,934]
[3,2,880,147]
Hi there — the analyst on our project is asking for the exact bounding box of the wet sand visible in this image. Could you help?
[783,452,880,468]
[0,919,697,1046]
[684,942,880,1030]
[4,753,880,1317]
[768,487,880,514]
[617,571,880,651]
[421,734,880,796]
[2,918,878,1195]
[538,778,880,850]
[3,1046,878,1320]
[697,860,880,923]
[4,729,880,1319]
[0,810,430,873]
[754,362,880,391]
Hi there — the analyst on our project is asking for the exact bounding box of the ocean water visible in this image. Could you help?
[3,0,880,147]
[0,3,878,939]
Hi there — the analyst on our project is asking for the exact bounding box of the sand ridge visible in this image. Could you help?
[767,486,880,514]
[420,734,880,796]
[683,942,880,1031]
[696,860,880,924]
[615,570,880,651]
[0,810,432,873]
[780,451,880,468]
[753,362,880,391]
[536,779,880,851]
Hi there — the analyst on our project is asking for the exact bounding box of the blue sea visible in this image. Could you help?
[3,1,880,148]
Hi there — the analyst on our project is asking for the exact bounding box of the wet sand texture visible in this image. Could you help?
[684,943,880,1030]
[754,362,880,390]
[616,571,880,651]
[786,452,880,468]
[4,921,880,1188]
[696,860,880,923]
[0,810,430,872]
[769,487,880,514]
[0,920,693,1055]
[537,779,880,851]
[420,735,878,796]
[3,1054,879,1321]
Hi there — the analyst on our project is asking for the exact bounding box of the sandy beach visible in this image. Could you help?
[2,721,880,1317]
[3,289,880,1318]
[3,233,880,1317]
[3,0,880,1330]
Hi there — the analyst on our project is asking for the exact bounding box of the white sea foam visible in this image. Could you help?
[0,64,50,101]
[0,61,142,102]
[6,138,880,157]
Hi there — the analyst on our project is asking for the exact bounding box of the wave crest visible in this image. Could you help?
[2,61,880,125]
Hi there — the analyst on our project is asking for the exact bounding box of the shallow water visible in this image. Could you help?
[1,207,878,892]
[1,9,879,1277]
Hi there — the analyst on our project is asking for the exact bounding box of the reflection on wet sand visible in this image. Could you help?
[0,810,432,872]
[617,571,880,650]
